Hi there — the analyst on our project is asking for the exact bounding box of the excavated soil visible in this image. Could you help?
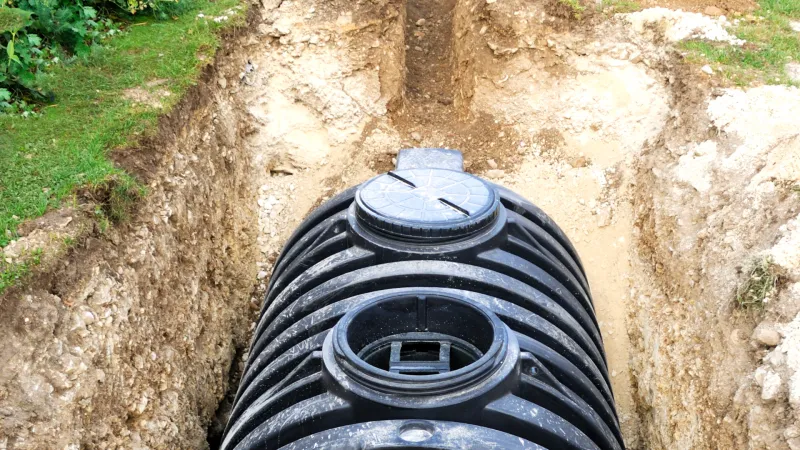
[2,0,800,449]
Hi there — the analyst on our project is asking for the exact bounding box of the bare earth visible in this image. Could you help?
[1,0,799,449]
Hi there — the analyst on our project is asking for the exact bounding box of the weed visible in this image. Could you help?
[1,2,121,109]
[558,0,587,18]
[84,173,147,223]
[736,258,779,309]
[107,0,192,15]
[598,0,641,15]
[31,247,41,263]
[93,205,111,232]
[0,247,42,294]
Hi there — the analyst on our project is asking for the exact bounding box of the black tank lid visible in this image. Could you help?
[355,168,499,241]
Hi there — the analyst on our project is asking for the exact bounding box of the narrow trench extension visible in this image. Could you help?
[390,0,526,174]
[403,0,456,113]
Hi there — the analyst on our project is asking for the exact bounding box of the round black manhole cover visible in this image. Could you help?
[355,168,499,240]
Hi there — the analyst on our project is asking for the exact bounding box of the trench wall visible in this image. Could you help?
[0,31,260,450]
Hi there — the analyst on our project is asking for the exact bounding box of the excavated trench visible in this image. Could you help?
[212,3,800,446]
[3,0,800,449]
[230,0,667,445]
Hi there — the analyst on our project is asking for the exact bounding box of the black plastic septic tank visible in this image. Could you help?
[221,148,623,450]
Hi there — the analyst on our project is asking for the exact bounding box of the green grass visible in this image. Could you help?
[761,0,800,17]
[0,248,41,293]
[0,0,245,247]
[558,0,588,18]
[680,0,800,86]
[736,258,779,309]
[598,0,641,15]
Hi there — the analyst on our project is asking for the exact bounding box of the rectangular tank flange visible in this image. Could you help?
[395,148,464,172]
